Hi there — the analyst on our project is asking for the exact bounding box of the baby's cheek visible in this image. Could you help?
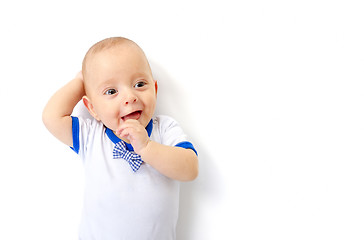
[101,111,121,131]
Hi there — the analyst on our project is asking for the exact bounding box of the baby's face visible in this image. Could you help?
[84,44,157,131]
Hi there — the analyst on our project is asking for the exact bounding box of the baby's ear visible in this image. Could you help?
[154,80,158,96]
[82,96,100,121]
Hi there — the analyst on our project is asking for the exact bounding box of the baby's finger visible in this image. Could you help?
[116,126,130,137]
[116,128,132,142]
[116,120,140,134]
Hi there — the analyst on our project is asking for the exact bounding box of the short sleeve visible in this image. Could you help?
[70,116,80,154]
[156,115,198,155]
[70,116,99,157]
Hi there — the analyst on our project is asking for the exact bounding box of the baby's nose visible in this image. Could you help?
[123,91,138,105]
[125,98,137,105]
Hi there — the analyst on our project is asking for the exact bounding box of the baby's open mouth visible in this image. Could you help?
[121,110,142,121]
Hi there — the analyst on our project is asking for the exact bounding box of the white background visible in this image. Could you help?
[0,0,363,239]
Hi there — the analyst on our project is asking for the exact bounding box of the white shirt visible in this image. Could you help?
[71,115,196,240]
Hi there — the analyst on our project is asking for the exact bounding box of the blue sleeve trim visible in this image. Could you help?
[175,141,198,156]
[70,116,80,154]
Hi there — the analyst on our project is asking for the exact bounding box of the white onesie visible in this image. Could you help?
[71,115,197,240]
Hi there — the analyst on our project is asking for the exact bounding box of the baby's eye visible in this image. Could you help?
[104,89,118,95]
[134,81,146,88]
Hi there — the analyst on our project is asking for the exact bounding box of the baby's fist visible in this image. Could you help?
[116,120,150,154]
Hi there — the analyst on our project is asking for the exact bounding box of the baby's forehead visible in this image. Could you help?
[86,42,145,69]
[89,48,148,76]
[83,39,151,86]
[85,45,150,80]
[88,42,132,61]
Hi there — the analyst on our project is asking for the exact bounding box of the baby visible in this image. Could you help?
[42,37,198,240]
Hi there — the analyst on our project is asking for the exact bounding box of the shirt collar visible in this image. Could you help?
[105,119,153,151]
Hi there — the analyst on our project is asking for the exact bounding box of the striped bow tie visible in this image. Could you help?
[113,141,143,172]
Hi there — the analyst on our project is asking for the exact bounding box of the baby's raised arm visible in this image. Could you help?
[42,72,85,147]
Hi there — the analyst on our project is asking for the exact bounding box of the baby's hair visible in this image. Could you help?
[82,37,137,76]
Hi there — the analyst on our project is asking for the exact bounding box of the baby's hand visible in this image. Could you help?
[115,120,150,154]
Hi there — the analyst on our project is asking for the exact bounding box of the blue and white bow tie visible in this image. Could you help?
[113,141,143,172]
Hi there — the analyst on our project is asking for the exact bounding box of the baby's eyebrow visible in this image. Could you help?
[95,72,152,91]
[131,70,152,79]
[97,78,117,90]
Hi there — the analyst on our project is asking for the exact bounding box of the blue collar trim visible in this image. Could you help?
[105,119,153,151]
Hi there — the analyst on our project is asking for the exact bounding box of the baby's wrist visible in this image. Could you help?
[138,139,153,159]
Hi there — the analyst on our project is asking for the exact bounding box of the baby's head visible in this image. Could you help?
[81,37,158,131]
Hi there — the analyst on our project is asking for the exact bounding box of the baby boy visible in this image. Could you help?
[42,37,198,240]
